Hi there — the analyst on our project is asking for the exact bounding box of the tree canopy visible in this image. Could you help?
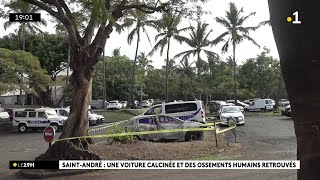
[0,48,51,95]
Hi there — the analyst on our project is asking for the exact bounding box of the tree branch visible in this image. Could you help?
[22,0,59,19]
[83,16,96,45]
[123,3,169,14]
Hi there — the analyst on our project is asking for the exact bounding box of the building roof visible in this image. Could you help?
[1,89,25,97]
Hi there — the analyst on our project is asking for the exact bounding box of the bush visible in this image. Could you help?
[107,125,135,144]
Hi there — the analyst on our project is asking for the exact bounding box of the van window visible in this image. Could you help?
[145,106,162,115]
[165,103,197,113]
[59,110,69,116]
[28,112,36,117]
[38,112,46,118]
[15,111,27,117]
[265,100,270,104]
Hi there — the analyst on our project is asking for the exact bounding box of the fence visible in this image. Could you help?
[88,120,129,144]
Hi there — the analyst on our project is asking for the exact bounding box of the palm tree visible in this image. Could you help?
[137,52,154,73]
[174,21,218,77]
[121,8,155,107]
[212,2,260,104]
[2,0,46,106]
[149,11,189,102]
[3,0,47,50]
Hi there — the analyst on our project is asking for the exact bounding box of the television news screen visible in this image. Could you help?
[0,0,314,179]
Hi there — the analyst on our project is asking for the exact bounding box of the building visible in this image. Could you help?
[0,89,25,105]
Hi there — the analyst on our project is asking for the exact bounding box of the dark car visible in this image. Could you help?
[130,100,139,109]
[4,108,14,121]
[281,105,291,117]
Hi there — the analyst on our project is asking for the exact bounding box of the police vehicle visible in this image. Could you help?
[136,101,206,123]
[12,108,66,133]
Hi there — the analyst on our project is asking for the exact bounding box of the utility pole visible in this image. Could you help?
[102,49,106,109]
[20,22,26,107]
[66,46,70,84]
[140,85,143,104]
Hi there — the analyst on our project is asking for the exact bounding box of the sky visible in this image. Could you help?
[0,0,279,69]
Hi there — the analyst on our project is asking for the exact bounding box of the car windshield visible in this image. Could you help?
[222,107,240,113]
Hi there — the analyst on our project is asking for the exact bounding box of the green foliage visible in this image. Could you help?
[0,33,69,78]
[0,48,52,95]
[107,125,135,144]
[92,53,134,101]
[238,49,285,99]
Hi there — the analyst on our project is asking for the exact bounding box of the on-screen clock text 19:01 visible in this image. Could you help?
[9,13,41,22]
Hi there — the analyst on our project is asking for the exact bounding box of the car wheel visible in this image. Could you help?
[18,124,27,133]
[196,132,204,141]
[185,132,198,141]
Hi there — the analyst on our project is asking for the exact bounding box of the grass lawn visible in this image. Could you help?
[94,110,137,123]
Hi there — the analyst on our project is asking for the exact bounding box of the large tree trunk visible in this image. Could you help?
[268,0,320,179]
[35,51,100,161]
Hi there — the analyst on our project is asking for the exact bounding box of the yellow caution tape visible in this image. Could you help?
[54,127,216,142]
[216,125,236,134]
[54,121,236,143]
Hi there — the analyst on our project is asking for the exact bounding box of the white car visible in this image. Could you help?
[0,108,9,120]
[220,106,245,126]
[63,107,102,126]
[279,99,290,106]
[141,100,151,108]
[107,100,122,110]
[120,101,127,108]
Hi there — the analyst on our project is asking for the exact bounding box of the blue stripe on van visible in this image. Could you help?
[178,108,201,121]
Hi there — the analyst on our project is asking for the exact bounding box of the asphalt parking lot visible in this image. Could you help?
[0,114,297,179]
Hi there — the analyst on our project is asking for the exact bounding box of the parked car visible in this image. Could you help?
[136,101,206,123]
[13,108,66,132]
[89,110,105,124]
[130,100,139,109]
[271,99,276,106]
[141,100,152,108]
[226,100,249,108]
[244,99,274,112]
[62,107,102,125]
[279,99,290,106]
[125,114,204,141]
[0,108,10,120]
[120,101,127,108]
[281,105,291,117]
[219,106,245,126]
[208,101,227,113]
[152,99,162,105]
[147,99,154,105]
[244,98,260,105]
[107,100,122,110]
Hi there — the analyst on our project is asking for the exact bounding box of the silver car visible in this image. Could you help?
[124,115,204,141]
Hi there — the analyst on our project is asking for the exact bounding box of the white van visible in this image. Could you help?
[13,108,66,133]
[137,101,206,123]
[244,99,274,111]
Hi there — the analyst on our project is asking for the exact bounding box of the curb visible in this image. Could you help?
[18,169,94,179]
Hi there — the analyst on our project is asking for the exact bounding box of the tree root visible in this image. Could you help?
[35,139,101,161]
